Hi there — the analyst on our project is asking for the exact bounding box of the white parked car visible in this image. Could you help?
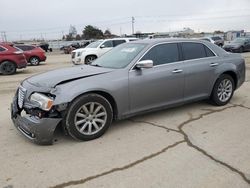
[71,38,138,65]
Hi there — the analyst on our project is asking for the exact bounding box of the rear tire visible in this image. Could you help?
[29,56,40,66]
[65,94,113,141]
[210,74,235,106]
[0,61,16,75]
[239,47,243,53]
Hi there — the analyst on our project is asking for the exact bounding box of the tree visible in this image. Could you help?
[75,34,81,40]
[69,25,77,38]
[104,29,111,36]
[82,25,104,39]
[65,34,73,41]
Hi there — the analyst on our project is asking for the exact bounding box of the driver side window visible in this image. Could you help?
[141,43,180,66]
[101,41,113,48]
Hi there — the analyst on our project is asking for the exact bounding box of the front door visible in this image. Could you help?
[128,43,184,114]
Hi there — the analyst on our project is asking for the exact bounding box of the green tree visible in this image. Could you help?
[82,25,104,39]
[75,34,81,40]
[104,29,111,36]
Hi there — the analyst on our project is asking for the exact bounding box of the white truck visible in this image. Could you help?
[71,38,138,65]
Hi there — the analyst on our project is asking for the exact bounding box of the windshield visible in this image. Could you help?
[86,41,103,48]
[91,43,146,69]
[232,38,245,44]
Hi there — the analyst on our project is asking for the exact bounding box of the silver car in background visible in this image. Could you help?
[11,39,245,144]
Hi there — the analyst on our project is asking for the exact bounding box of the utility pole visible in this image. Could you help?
[1,31,7,42]
[132,17,135,35]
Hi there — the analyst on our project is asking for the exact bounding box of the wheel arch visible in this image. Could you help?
[70,90,118,120]
[85,54,98,61]
[29,56,40,62]
[220,71,238,89]
[0,59,17,67]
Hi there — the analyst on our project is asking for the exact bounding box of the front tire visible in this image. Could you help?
[210,74,235,106]
[85,55,97,64]
[29,56,40,66]
[65,94,113,141]
[0,61,16,75]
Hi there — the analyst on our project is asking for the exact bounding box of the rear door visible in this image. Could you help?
[181,42,219,101]
[129,43,184,114]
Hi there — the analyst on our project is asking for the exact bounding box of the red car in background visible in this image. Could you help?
[0,43,27,75]
[15,44,47,66]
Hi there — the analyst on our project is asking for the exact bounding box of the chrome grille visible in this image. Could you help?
[18,86,26,108]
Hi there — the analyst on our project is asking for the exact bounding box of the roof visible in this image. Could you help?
[132,38,210,45]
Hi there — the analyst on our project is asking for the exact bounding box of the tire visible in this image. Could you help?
[210,74,235,106]
[85,55,97,64]
[0,61,16,75]
[239,47,243,53]
[65,94,113,141]
[29,56,40,66]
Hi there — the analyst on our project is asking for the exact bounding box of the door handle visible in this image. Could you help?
[210,63,219,67]
[172,69,183,73]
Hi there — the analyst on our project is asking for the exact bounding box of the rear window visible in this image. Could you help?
[113,40,126,47]
[0,46,6,52]
[182,43,206,60]
[211,36,222,41]
[15,45,35,51]
[182,42,215,60]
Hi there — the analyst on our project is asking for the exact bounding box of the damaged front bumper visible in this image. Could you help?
[11,93,61,145]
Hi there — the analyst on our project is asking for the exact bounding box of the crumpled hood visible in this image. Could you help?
[26,65,113,88]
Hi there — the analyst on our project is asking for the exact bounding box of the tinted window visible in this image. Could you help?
[102,41,113,48]
[113,40,126,47]
[27,46,35,50]
[16,45,35,51]
[211,36,222,41]
[182,43,207,60]
[204,45,215,57]
[141,43,179,66]
[16,45,27,51]
[0,46,6,52]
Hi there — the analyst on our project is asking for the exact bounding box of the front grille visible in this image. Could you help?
[18,86,26,108]
[72,52,76,59]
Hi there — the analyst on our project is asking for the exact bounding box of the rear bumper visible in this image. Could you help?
[17,59,27,69]
[40,55,47,62]
[11,96,61,145]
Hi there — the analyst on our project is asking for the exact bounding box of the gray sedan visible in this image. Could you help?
[11,39,245,144]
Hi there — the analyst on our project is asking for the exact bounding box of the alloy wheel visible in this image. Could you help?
[74,102,107,135]
[217,79,233,102]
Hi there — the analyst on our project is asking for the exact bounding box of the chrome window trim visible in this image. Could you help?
[129,41,218,72]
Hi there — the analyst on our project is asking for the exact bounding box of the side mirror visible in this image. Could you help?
[100,45,105,49]
[135,60,153,69]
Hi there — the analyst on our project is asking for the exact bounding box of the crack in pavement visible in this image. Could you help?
[51,103,250,188]
[132,104,250,184]
[50,140,185,188]
[177,105,250,185]
[129,119,180,133]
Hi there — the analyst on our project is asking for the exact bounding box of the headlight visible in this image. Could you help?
[30,93,54,111]
[77,52,82,56]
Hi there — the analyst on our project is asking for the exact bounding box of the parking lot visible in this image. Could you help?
[0,51,250,188]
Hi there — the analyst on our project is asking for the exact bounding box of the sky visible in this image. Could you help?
[0,0,250,41]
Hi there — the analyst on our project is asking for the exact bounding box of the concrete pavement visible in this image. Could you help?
[0,52,250,188]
